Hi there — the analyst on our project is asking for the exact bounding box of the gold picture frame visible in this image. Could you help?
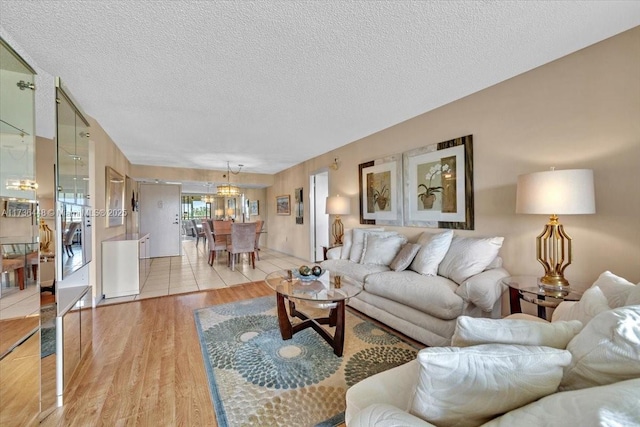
[403,135,474,229]
[276,195,290,215]
[359,154,403,226]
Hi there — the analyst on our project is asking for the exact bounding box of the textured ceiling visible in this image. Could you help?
[1,1,639,177]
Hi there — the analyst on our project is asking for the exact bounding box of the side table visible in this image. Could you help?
[503,276,584,320]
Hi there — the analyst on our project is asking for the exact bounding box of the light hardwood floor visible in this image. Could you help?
[42,281,274,426]
[42,243,327,426]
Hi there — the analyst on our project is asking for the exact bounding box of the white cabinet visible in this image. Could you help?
[101,233,150,298]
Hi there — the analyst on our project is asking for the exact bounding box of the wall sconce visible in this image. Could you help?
[516,168,595,290]
[329,158,340,171]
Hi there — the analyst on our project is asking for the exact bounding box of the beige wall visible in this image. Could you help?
[268,26,640,287]
[88,116,132,301]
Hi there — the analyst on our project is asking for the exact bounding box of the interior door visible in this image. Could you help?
[309,171,329,262]
[139,183,181,258]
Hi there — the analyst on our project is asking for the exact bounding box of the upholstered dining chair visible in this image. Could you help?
[213,220,232,244]
[227,223,256,271]
[63,222,81,256]
[254,220,264,261]
[191,219,205,247]
[202,220,227,266]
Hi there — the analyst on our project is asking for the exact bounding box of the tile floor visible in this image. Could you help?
[99,238,312,305]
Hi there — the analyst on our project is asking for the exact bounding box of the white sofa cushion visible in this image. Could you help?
[409,230,454,276]
[626,283,640,306]
[437,236,504,285]
[364,271,463,320]
[560,305,640,391]
[550,286,610,325]
[340,228,354,259]
[389,243,421,272]
[592,270,636,308]
[349,228,389,263]
[350,403,436,427]
[483,377,640,427]
[361,233,408,266]
[454,268,508,312]
[410,344,572,427]
[345,359,420,426]
[320,259,389,283]
[451,316,583,349]
[340,227,385,260]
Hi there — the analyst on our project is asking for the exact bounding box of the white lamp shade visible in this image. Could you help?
[516,169,595,215]
[325,195,351,215]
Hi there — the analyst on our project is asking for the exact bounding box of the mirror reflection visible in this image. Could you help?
[0,36,40,426]
[60,203,90,278]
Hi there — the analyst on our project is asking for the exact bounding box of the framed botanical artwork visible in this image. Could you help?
[249,200,259,216]
[106,166,125,227]
[403,135,474,229]
[359,154,403,226]
[276,195,290,215]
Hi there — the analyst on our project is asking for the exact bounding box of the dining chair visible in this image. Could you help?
[63,222,81,256]
[254,220,264,261]
[213,220,232,244]
[202,220,226,265]
[191,219,205,247]
[227,223,256,271]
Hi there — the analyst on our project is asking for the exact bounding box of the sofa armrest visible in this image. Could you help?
[345,359,419,425]
[455,267,510,312]
[349,404,436,427]
[550,301,578,322]
[326,246,342,260]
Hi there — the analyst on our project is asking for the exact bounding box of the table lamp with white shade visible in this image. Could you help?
[326,195,351,245]
[516,168,595,290]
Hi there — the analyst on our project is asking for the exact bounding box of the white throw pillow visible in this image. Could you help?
[410,344,572,427]
[348,228,387,263]
[550,286,610,325]
[625,283,640,306]
[361,233,408,266]
[339,229,354,260]
[451,316,583,349]
[389,243,421,272]
[560,305,640,391]
[483,378,640,427]
[437,235,504,284]
[409,230,454,276]
[592,270,636,308]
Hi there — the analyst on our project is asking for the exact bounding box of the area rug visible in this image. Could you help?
[41,303,56,358]
[194,296,419,427]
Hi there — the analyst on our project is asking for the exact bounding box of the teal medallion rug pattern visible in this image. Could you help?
[194,296,419,427]
[41,303,56,358]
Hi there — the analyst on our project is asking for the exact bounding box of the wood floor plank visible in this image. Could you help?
[41,282,272,426]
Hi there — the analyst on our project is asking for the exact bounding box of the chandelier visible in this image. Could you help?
[6,178,38,191]
[214,161,243,196]
[202,182,216,203]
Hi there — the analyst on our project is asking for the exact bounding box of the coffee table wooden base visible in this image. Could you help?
[275,291,346,357]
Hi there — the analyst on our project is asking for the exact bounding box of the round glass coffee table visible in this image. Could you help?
[264,270,361,356]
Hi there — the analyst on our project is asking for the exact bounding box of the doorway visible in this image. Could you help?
[139,183,182,258]
[309,171,329,262]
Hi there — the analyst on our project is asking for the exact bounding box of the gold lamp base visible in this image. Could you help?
[536,214,572,291]
[332,216,344,245]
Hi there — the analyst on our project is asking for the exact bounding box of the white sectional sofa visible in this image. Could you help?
[321,228,510,346]
[345,270,640,426]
